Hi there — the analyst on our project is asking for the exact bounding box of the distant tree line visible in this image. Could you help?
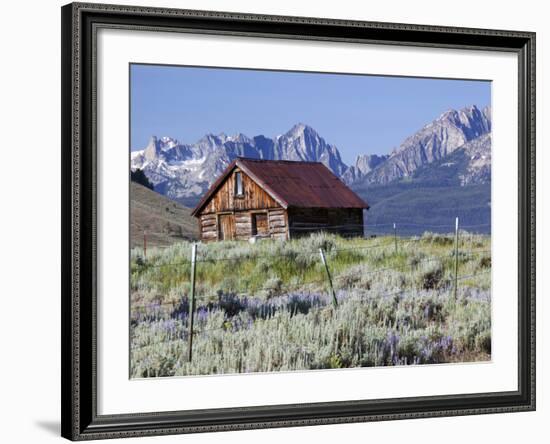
[131,168,154,190]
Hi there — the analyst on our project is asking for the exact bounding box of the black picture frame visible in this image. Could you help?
[61,2,536,440]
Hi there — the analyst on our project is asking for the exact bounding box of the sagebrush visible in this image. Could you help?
[130,232,491,377]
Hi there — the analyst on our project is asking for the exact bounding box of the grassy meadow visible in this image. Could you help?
[130,232,491,378]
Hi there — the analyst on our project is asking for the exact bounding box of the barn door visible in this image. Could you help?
[218,214,235,240]
[252,213,268,236]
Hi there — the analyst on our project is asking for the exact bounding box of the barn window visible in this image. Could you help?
[234,172,244,196]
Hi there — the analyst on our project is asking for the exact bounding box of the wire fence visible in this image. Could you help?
[138,237,412,268]
[130,218,492,358]
[135,222,491,236]
[130,247,491,309]
[132,221,491,253]
[134,238,489,270]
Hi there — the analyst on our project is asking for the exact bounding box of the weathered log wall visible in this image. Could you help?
[287,207,363,238]
[268,209,288,240]
[199,208,289,242]
[199,213,217,242]
[199,207,363,242]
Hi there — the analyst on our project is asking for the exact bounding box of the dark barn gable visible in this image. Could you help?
[191,158,369,242]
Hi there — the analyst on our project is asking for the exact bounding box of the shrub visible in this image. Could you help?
[475,330,491,354]
[421,231,454,246]
[129,232,492,377]
[479,255,491,268]
[421,264,444,290]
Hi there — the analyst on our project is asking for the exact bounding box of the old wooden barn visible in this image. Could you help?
[191,158,369,242]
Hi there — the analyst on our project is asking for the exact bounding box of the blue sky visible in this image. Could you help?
[130,64,491,165]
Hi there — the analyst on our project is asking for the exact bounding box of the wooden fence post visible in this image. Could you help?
[187,243,197,362]
[453,217,459,301]
[393,222,398,254]
[143,230,147,259]
[319,248,338,308]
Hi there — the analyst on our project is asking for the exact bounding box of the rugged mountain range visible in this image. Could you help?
[341,154,389,183]
[131,123,347,207]
[411,132,491,187]
[357,105,491,186]
[131,105,492,210]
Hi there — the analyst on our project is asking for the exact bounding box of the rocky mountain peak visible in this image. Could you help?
[341,153,390,184]
[435,104,491,139]
[282,123,322,146]
[143,136,162,162]
[358,104,492,185]
[228,133,252,144]
[287,122,314,135]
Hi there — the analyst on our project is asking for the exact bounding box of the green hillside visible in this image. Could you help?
[354,182,491,235]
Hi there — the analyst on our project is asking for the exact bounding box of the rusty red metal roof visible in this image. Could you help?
[192,158,369,216]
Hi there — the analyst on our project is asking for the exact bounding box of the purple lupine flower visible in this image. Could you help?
[196,307,209,323]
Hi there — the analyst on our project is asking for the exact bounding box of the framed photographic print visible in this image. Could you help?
[61,2,536,440]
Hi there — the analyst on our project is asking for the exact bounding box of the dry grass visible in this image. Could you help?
[130,182,198,248]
